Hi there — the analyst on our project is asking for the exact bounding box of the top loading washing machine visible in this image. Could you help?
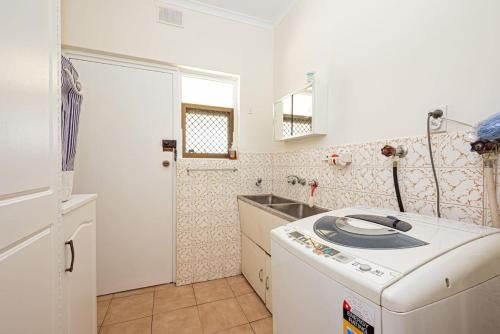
[271,207,500,334]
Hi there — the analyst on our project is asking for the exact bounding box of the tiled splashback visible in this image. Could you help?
[175,154,273,285]
[176,131,487,285]
[272,131,485,225]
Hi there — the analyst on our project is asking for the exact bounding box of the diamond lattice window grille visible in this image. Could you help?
[182,104,233,158]
[293,117,312,136]
[283,115,312,137]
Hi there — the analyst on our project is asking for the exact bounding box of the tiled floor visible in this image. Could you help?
[97,275,273,334]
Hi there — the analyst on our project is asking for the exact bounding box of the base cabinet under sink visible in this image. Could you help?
[239,197,291,313]
[241,234,273,312]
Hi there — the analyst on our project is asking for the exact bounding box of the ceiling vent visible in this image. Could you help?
[158,6,183,27]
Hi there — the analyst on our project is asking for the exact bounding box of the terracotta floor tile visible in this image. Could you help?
[198,298,248,334]
[152,306,202,334]
[97,300,111,326]
[154,284,196,314]
[226,276,253,296]
[193,278,234,304]
[97,294,113,302]
[236,293,270,322]
[103,292,154,325]
[214,324,254,334]
[100,317,152,334]
[250,317,273,334]
[113,286,155,298]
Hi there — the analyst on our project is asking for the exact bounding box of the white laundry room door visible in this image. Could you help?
[70,55,176,294]
[0,0,59,333]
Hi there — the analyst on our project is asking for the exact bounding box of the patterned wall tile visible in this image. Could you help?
[399,135,437,168]
[440,204,483,225]
[372,167,397,196]
[353,192,380,208]
[439,132,481,168]
[332,165,354,190]
[352,142,377,167]
[404,199,437,217]
[402,168,437,202]
[440,168,483,207]
[176,130,490,285]
[353,168,375,192]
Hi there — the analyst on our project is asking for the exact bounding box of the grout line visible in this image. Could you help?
[100,315,153,329]
[100,298,112,327]
[151,286,156,334]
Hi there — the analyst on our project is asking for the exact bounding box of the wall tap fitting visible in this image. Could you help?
[381,145,408,158]
[255,178,263,187]
[470,139,499,155]
[287,175,306,186]
[308,179,318,188]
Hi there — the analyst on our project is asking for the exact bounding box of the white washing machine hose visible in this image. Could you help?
[484,158,500,228]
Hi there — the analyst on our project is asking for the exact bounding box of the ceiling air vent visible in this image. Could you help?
[158,6,183,27]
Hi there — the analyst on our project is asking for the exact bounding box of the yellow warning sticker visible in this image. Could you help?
[342,299,375,334]
[343,319,364,334]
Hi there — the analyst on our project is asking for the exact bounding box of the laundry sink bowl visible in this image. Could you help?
[269,203,329,219]
[241,194,297,205]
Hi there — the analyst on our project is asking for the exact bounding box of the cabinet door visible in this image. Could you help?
[265,254,272,313]
[0,0,59,333]
[241,234,266,300]
[65,221,97,334]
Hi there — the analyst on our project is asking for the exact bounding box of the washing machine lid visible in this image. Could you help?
[313,215,428,249]
[281,207,499,275]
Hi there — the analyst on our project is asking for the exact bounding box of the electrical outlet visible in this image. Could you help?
[429,105,448,133]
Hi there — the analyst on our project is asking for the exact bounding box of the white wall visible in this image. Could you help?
[274,0,500,149]
[62,0,274,152]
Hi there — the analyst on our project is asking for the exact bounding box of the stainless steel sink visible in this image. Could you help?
[241,194,297,205]
[269,203,329,219]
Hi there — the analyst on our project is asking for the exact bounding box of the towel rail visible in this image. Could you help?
[186,168,238,175]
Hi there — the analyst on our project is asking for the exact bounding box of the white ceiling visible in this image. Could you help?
[160,0,297,27]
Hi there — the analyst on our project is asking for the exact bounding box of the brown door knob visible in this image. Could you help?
[162,160,170,167]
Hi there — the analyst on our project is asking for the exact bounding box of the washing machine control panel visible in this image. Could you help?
[285,229,400,284]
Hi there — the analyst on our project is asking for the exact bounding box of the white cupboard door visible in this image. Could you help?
[265,254,272,313]
[0,0,59,333]
[70,57,175,294]
[241,234,266,300]
[65,222,96,334]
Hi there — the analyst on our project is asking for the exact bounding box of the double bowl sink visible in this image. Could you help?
[239,194,329,221]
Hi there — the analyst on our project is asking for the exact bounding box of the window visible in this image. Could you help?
[181,75,235,158]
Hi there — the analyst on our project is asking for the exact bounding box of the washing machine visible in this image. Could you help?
[271,207,500,334]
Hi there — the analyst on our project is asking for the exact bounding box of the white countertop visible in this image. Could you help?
[61,194,97,215]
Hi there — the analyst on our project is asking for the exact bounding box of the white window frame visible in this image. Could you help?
[179,70,239,159]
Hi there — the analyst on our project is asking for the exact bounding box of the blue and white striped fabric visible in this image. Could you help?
[61,56,83,171]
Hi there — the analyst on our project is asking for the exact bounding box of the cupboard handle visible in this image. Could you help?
[265,276,269,290]
[65,240,75,273]
[259,269,263,282]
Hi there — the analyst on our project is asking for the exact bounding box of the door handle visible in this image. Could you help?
[65,240,75,273]
[162,160,170,167]
[265,276,269,290]
[259,269,263,282]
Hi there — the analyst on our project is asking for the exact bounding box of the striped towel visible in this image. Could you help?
[61,56,83,171]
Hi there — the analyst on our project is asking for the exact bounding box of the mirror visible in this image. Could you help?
[291,85,313,137]
[274,83,325,141]
[273,95,292,139]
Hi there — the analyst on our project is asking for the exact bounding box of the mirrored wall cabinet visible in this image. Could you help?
[273,82,328,141]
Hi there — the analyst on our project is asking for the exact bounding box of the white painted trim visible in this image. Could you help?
[157,0,275,29]
[171,69,181,283]
[273,0,298,26]
[179,70,240,151]
[63,50,179,74]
